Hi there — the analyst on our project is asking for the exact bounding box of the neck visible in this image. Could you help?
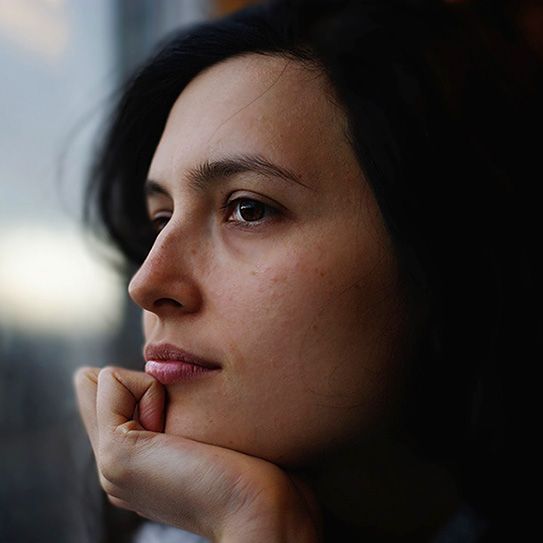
[296,435,461,542]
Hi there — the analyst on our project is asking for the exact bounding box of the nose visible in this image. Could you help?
[128,226,202,316]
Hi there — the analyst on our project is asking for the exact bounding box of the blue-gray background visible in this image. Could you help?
[0,2,215,542]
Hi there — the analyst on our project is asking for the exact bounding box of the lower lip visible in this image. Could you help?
[145,360,220,384]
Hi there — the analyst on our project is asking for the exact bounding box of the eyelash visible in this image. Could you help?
[150,197,280,234]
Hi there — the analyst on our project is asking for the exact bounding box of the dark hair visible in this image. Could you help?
[87,0,542,540]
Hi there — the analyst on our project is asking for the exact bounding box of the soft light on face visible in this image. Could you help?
[128,54,408,468]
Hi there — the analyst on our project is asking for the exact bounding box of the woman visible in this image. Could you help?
[75,0,541,541]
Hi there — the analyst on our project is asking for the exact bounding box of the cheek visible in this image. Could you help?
[213,241,405,416]
[162,233,407,466]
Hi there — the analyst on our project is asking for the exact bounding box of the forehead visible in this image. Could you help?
[149,53,359,189]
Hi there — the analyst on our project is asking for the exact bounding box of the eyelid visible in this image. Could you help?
[224,190,286,212]
[146,189,173,213]
[149,209,172,233]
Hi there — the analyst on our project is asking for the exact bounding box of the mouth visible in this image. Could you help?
[144,343,222,385]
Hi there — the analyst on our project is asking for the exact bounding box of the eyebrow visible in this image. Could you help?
[145,154,313,196]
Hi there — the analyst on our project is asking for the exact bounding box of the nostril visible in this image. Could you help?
[154,298,184,308]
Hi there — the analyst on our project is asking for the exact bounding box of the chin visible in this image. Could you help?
[164,414,347,472]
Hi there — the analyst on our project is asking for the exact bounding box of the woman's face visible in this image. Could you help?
[129,54,408,468]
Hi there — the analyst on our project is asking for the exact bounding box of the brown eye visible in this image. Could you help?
[237,199,266,222]
[222,196,281,229]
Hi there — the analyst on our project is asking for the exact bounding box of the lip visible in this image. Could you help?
[144,343,221,385]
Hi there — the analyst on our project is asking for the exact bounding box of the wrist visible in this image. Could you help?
[218,489,321,543]
[219,517,319,543]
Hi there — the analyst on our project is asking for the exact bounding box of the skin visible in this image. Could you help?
[75,54,459,541]
[130,53,408,467]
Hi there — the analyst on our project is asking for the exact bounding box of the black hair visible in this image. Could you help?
[86,0,542,540]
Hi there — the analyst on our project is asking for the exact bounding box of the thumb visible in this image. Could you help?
[137,378,166,433]
[97,367,165,435]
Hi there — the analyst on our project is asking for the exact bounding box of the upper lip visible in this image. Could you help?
[144,343,222,370]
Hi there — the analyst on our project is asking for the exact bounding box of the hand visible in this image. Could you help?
[74,366,322,543]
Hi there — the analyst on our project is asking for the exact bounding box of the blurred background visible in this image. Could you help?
[0,1,254,542]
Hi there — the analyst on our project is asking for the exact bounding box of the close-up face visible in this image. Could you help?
[128,53,409,468]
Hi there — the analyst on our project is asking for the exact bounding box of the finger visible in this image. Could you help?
[97,366,165,435]
[73,366,100,453]
[94,367,165,504]
[136,380,166,433]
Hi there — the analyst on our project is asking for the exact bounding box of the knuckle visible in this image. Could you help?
[73,366,98,388]
[98,366,117,381]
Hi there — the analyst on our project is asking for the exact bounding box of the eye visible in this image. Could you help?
[223,197,280,228]
[150,211,171,234]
